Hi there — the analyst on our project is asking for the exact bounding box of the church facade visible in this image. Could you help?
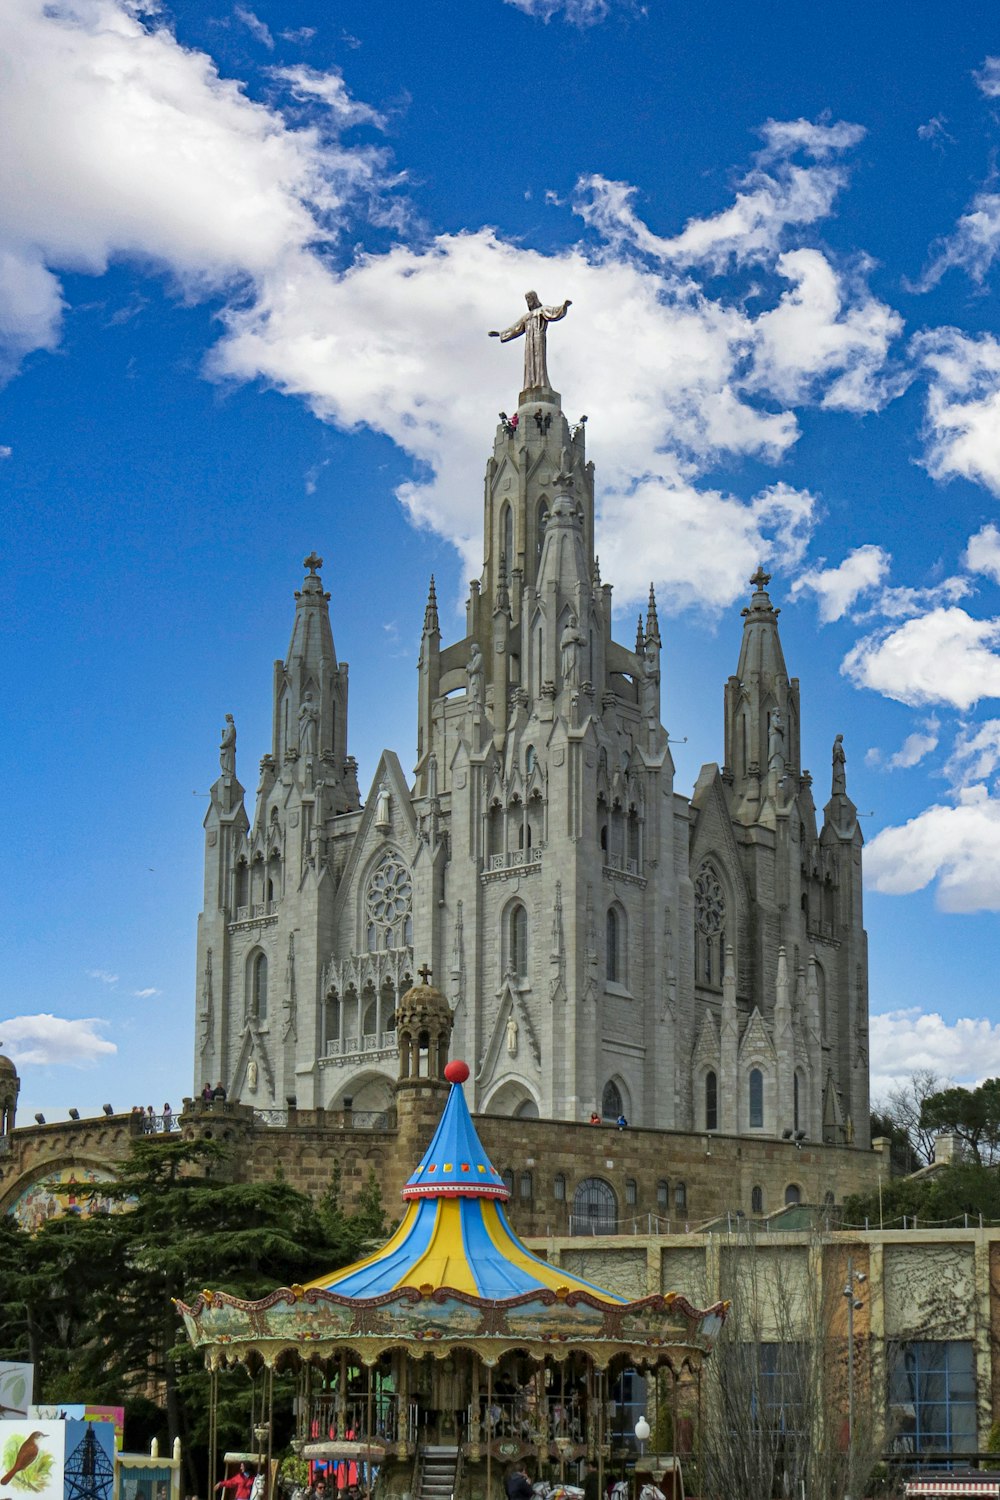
[194,312,870,1152]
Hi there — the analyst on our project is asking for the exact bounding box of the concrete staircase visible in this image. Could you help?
[416,1446,459,1500]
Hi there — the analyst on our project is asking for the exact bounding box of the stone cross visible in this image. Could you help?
[418,963,433,985]
[304,552,323,575]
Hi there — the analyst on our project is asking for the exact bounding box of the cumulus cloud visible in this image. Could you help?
[0,8,900,611]
[867,575,972,620]
[868,718,940,770]
[843,607,1000,709]
[87,968,119,985]
[575,120,865,273]
[0,1014,117,1067]
[916,192,1000,290]
[965,522,1000,584]
[865,784,1000,911]
[793,544,891,622]
[945,718,1000,787]
[914,328,1000,495]
[974,56,1000,98]
[871,1006,1000,1097]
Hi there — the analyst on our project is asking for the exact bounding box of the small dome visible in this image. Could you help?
[0,1051,17,1076]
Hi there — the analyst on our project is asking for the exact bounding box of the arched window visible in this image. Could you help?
[501,504,513,576]
[572,1178,616,1236]
[705,1070,718,1132]
[526,744,536,775]
[627,809,640,869]
[247,951,267,1023]
[366,854,413,950]
[502,1168,515,1196]
[785,1183,801,1206]
[488,801,504,856]
[674,1182,687,1211]
[694,863,727,987]
[625,1178,637,1207]
[794,1070,806,1132]
[751,1184,764,1214]
[325,993,341,1047]
[601,1080,623,1121]
[507,903,528,978]
[749,1067,764,1129]
[606,906,621,982]
[554,1173,566,1202]
[519,1172,533,1201]
[657,1180,669,1210]
[235,859,249,909]
[362,999,377,1036]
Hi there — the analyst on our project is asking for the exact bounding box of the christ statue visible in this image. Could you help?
[489,291,572,391]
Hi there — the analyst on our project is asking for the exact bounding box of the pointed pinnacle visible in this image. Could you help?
[593,554,602,587]
[635,614,645,653]
[646,582,660,643]
[423,574,440,634]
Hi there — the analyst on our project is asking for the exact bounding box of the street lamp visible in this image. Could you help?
[634,1415,650,1460]
[843,1258,867,1500]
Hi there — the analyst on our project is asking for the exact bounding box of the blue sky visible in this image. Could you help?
[5,0,1000,1122]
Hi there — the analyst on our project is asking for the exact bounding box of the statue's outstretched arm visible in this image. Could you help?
[490,314,528,343]
[542,299,572,322]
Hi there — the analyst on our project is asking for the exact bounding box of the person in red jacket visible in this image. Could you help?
[217,1464,255,1500]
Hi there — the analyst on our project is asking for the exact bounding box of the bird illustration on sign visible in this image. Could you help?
[0,1422,64,1500]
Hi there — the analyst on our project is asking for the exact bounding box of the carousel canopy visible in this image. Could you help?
[176,1060,728,1369]
[304,1062,622,1303]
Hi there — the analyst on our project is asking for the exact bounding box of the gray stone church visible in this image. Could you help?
[195,303,870,1152]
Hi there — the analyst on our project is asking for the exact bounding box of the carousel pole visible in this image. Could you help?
[486,1364,493,1500]
[266,1366,274,1500]
[365,1362,374,1500]
[596,1367,604,1500]
[209,1365,219,1500]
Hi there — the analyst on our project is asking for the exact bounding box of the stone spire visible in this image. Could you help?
[646,582,660,645]
[635,614,645,653]
[423,575,440,636]
[719,945,738,1134]
[272,553,353,810]
[723,567,801,819]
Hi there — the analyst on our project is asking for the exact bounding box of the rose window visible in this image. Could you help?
[694,866,726,936]
[366,857,413,945]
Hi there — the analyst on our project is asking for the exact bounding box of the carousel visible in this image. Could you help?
[177,1058,728,1500]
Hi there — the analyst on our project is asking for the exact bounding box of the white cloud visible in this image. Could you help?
[974,56,1000,98]
[270,66,386,128]
[0,15,896,612]
[964,522,1000,585]
[945,718,1000,787]
[914,328,1000,495]
[843,607,1000,709]
[865,784,1000,911]
[234,6,273,50]
[917,116,955,150]
[867,575,972,620]
[917,192,1000,290]
[503,0,612,22]
[575,120,865,274]
[0,0,387,375]
[87,968,119,985]
[0,1014,117,1067]
[132,987,162,998]
[793,543,890,621]
[888,720,940,769]
[871,1006,1000,1096]
[0,444,10,458]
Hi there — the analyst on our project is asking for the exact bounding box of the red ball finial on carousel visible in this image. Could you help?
[444,1059,470,1085]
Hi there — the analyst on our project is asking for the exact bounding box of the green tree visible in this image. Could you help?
[843,1161,1000,1227]
[3,1136,386,1490]
[919,1078,1000,1166]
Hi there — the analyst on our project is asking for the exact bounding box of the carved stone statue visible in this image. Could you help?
[375,783,391,828]
[506,1015,518,1056]
[489,290,572,391]
[560,615,585,689]
[641,639,660,719]
[832,733,847,796]
[219,714,236,776]
[298,692,319,756]
[467,641,484,704]
[768,708,784,767]
[247,1058,258,1093]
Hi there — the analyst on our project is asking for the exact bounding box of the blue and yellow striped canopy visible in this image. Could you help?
[306,1067,624,1304]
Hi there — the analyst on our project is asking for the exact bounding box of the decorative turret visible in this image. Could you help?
[0,1044,19,1136]
[394,965,454,1092]
[723,567,801,821]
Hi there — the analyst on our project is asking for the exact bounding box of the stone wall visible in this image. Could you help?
[0,1094,881,1232]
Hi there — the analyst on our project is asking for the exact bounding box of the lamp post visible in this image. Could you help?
[634,1414,650,1462]
[842,1257,866,1500]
